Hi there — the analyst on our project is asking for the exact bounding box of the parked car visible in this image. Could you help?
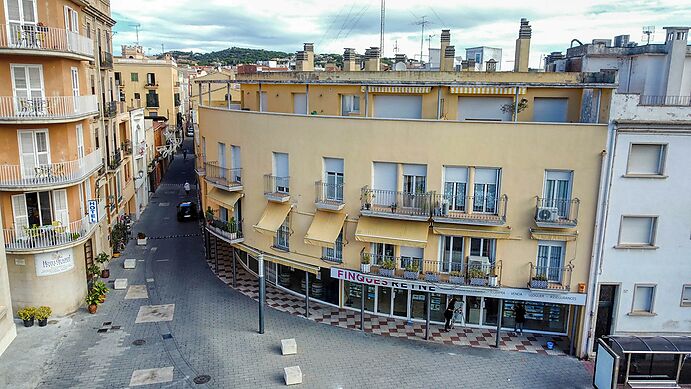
[186,126,194,137]
[177,201,198,221]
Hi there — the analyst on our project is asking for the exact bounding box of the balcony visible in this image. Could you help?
[100,50,113,69]
[315,180,345,211]
[432,193,508,226]
[360,186,432,221]
[116,80,125,89]
[129,98,142,110]
[639,95,691,107]
[0,149,102,190]
[264,175,290,202]
[104,101,117,118]
[195,156,206,176]
[122,141,133,156]
[205,211,244,244]
[205,162,242,191]
[362,251,502,287]
[108,149,122,171]
[0,24,94,59]
[534,198,579,228]
[528,263,572,292]
[3,213,102,253]
[144,83,159,90]
[0,95,98,122]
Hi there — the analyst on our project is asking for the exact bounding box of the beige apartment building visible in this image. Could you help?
[0,212,16,357]
[115,46,182,128]
[195,28,615,357]
[0,0,133,316]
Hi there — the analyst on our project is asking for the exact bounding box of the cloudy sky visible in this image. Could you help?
[112,0,689,68]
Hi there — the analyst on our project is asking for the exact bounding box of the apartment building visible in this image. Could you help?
[195,25,616,357]
[114,45,183,129]
[0,212,16,356]
[548,27,691,354]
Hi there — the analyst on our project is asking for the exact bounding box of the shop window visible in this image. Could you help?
[631,284,656,314]
[503,300,568,334]
[344,282,374,313]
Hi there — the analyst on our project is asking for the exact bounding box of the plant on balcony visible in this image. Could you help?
[95,252,110,278]
[530,274,549,289]
[360,253,371,273]
[35,306,52,327]
[447,271,465,285]
[500,98,528,119]
[136,232,147,246]
[17,306,36,327]
[227,217,238,239]
[378,259,396,277]
[86,290,101,314]
[361,191,375,210]
[404,262,420,280]
[205,207,214,223]
[390,203,398,213]
[489,268,499,287]
[468,268,489,286]
[424,271,440,282]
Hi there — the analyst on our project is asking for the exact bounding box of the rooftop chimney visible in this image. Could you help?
[296,43,314,71]
[662,27,689,96]
[440,29,451,54]
[513,18,531,72]
[343,48,359,71]
[393,54,407,71]
[364,47,381,71]
[441,45,455,72]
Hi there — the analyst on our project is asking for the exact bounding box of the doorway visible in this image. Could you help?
[594,284,618,351]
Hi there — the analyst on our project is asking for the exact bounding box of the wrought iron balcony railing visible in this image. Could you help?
[3,212,102,252]
[205,162,242,190]
[0,149,102,189]
[264,174,290,201]
[432,193,508,225]
[205,210,243,243]
[528,263,572,292]
[534,197,579,227]
[0,95,98,121]
[361,186,432,218]
[0,23,94,58]
[315,180,345,210]
[639,95,691,107]
[100,50,113,69]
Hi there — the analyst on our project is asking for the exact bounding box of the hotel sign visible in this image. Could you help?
[330,268,586,306]
[87,200,99,224]
[35,249,74,277]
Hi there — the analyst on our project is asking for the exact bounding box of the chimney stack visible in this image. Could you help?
[441,45,455,72]
[662,27,689,97]
[513,18,532,72]
[343,48,359,71]
[440,29,451,57]
[364,47,380,71]
[296,43,314,71]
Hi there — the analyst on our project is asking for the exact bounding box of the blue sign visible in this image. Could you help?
[88,200,99,224]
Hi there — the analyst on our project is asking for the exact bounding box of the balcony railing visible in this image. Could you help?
[535,197,579,227]
[108,149,122,170]
[205,162,242,190]
[3,214,101,252]
[195,155,206,175]
[205,211,244,243]
[104,101,117,118]
[122,141,133,156]
[264,174,290,202]
[144,83,159,89]
[639,95,691,107]
[362,251,502,287]
[432,193,508,225]
[361,186,432,219]
[0,149,102,189]
[528,263,572,292]
[0,24,94,58]
[0,95,98,121]
[315,180,345,210]
[100,50,113,69]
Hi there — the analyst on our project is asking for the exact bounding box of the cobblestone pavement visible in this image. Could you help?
[0,142,594,388]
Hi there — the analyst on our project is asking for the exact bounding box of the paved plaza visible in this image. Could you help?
[0,144,595,388]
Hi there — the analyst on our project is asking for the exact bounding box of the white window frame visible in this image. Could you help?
[4,0,37,27]
[439,235,464,273]
[617,215,658,248]
[17,129,50,178]
[274,217,290,251]
[626,143,667,176]
[52,189,69,227]
[543,170,573,218]
[630,284,656,315]
[341,94,360,115]
[472,167,500,214]
[323,230,344,262]
[10,63,45,113]
[681,285,691,307]
[536,241,565,283]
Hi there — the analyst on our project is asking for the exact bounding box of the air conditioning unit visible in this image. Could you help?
[467,255,491,272]
[537,207,559,222]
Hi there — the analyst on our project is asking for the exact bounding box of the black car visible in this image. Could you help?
[177,201,198,221]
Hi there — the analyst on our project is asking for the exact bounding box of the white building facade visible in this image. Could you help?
[130,108,149,220]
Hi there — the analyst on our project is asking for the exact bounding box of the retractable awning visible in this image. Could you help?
[253,202,291,236]
[449,86,527,95]
[432,224,512,240]
[530,228,578,242]
[361,86,432,94]
[355,216,428,248]
[207,188,243,209]
[304,211,347,248]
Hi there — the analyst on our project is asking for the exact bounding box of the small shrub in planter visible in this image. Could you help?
[95,252,110,278]
[136,232,147,246]
[86,291,100,314]
[35,306,52,327]
[447,271,465,285]
[360,253,371,273]
[17,306,36,327]
[530,275,549,289]
[424,271,440,282]
[92,280,109,303]
[378,259,396,277]
[468,268,488,286]
[403,262,419,280]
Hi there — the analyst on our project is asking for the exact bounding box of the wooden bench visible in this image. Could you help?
[627,379,681,389]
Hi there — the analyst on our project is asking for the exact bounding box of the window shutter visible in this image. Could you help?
[7,0,21,21]
[22,0,36,23]
[18,131,36,177]
[53,189,69,227]
[628,144,663,174]
[11,194,29,234]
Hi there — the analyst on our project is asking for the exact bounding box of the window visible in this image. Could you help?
[146,91,159,107]
[627,144,666,175]
[134,92,140,100]
[373,95,422,119]
[470,238,495,261]
[274,218,290,250]
[618,216,657,247]
[403,164,426,208]
[441,235,463,272]
[86,21,91,38]
[131,72,138,82]
[115,171,122,201]
[6,0,37,35]
[631,285,656,314]
[457,97,512,121]
[324,157,344,201]
[18,130,50,178]
[323,230,343,262]
[536,241,565,283]
[64,6,78,33]
[11,64,44,112]
[400,246,423,270]
[444,166,468,212]
[533,98,568,123]
[474,52,481,63]
[341,95,360,115]
[146,73,156,85]
[371,243,394,265]
[543,170,572,218]
[473,168,500,214]
[293,93,307,114]
[11,190,68,231]
[231,145,241,181]
[272,152,289,193]
[682,285,691,307]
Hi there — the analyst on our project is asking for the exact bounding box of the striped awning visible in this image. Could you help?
[530,228,578,242]
[432,224,512,240]
[449,86,527,95]
[361,86,431,94]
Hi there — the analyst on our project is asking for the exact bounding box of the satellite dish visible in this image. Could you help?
[394,62,407,71]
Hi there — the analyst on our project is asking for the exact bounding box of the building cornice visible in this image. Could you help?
[614,120,691,133]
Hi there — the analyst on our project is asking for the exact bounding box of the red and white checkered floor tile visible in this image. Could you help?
[207,258,569,356]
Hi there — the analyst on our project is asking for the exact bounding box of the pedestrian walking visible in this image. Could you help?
[514,302,526,335]
[450,299,464,329]
[184,181,191,196]
[443,297,457,332]
[183,148,188,160]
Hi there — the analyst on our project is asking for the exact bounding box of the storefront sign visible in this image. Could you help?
[35,249,74,277]
[330,268,586,306]
[88,200,99,224]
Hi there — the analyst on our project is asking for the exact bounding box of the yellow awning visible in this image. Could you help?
[304,211,347,248]
[530,229,578,242]
[253,202,292,236]
[449,86,527,95]
[432,224,512,239]
[264,253,320,275]
[361,86,431,94]
[354,217,428,248]
[207,188,243,209]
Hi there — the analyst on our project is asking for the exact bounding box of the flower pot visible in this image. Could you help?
[23,318,34,327]
[448,276,465,285]
[112,252,121,258]
[137,238,147,246]
[530,279,548,289]
[364,203,371,210]
[88,304,98,314]
[470,277,488,286]
[404,271,419,280]
[38,318,47,327]
[101,269,110,279]
[360,263,371,273]
[99,295,106,303]
[424,273,440,282]
[378,268,395,278]
[489,276,498,287]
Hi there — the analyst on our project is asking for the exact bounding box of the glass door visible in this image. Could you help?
[441,235,463,273]
[410,291,427,320]
[543,171,572,218]
[403,175,426,209]
[392,289,408,318]
[376,286,392,315]
[372,243,394,266]
[466,296,482,325]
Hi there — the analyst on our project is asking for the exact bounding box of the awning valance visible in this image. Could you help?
[253,202,292,236]
[355,217,428,248]
[304,211,347,248]
[207,188,243,209]
[263,253,320,275]
[449,86,527,95]
[432,224,512,239]
[530,228,578,242]
[361,86,431,94]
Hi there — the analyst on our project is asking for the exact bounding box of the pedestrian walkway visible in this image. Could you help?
[208,252,570,356]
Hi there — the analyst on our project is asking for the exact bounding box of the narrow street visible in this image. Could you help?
[0,141,594,388]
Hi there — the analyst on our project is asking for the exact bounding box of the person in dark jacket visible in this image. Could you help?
[443,297,458,331]
[514,303,526,334]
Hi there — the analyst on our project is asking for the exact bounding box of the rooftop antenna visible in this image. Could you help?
[427,34,436,58]
[130,23,141,45]
[161,43,165,55]
[380,0,385,57]
[414,16,430,62]
[393,40,399,54]
[642,26,655,45]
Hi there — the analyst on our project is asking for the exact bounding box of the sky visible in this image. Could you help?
[112,0,690,68]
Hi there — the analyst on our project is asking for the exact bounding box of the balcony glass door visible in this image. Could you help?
[52,189,69,228]
[217,142,226,178]
[18,130,50,178]
[543,171,572,218]
[71,67,80,111]
[473,168,499,214]
[441,235,463,273]
[443,166,468,213]
[11,194,29,237]
[76,124,84,170]
[11,64,44,116]
[6,0,37,47]
[372,243,394,265]
[64,5,79,51]
[536,242,564,282]
[272,152,289,193]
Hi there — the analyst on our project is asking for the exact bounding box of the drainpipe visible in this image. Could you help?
[226,82,231,109]
[305,84,309,115]
[436,87,441,120]
[198,83,202,105]
[513,87,520,122]
[258,253,266,334]
[364,86,369,117]
[258,83,263,112]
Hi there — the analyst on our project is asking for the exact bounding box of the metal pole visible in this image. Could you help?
[258,83,263,112]
[232,248,237,288]
[305,84,309,115]
[258,254,265,334]
[513,87,519,122]
[570,306,579,356]
[425,292,431,340]
[226,83,231,109]
[364,86,369,117]
[360,285,365,331]
[198,83,202,105]
[495,298,503,348]
[304,272,310,318]
[436,87,441,119]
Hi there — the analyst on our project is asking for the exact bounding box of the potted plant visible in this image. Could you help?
[87,264,101,284]
[360,253,371,273]
[95,252,110,278]
[362,191,374,210]
[488,268,499,287]
[228,217,238,239]
[448,271,465,285]
[206,207,214,223]
[468,268,488,286]
[530,274,549,289]
[17,306,36,327]
[424,271,440,282]
[390,203,398,213]
[86,291,100,314]
[35,306,51,327]
[136,232,147,246]
[501,98,529,120]
[92,280,109,303]
[378,259,395,277]
[404,262,419,280]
